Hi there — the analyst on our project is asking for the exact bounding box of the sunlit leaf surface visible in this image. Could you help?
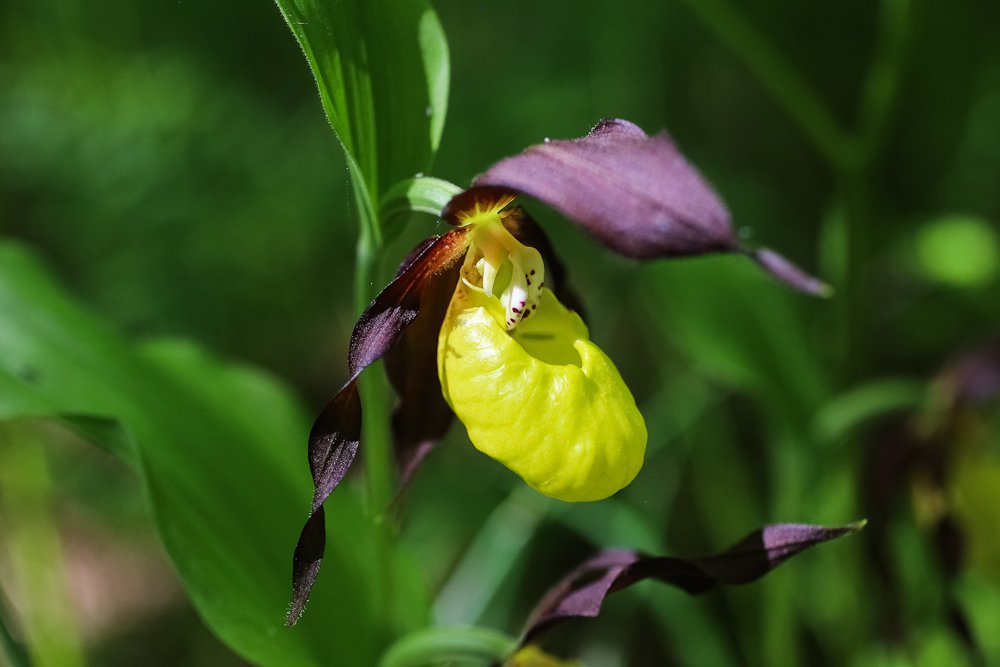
[273,0,450,200]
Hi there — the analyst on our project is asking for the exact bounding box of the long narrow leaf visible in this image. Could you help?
[274,0,449,201]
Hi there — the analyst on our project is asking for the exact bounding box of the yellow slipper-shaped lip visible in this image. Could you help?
[438,284,647,502]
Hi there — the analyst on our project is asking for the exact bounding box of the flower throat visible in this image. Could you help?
[459,203,546,332]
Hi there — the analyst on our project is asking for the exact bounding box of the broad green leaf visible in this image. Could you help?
[274,0,450,205]
[0,241,426,665]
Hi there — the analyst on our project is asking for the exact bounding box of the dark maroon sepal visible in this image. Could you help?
[749,248,832,297]
[385,253,463,487]
[287,507,327,625]
[444,118,827,295]
[288,227,470,625]
[522,521,864,643]
[446,118,737,259]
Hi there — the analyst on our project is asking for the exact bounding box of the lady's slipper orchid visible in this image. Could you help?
[435,192,647,502]
[289,119,826,622]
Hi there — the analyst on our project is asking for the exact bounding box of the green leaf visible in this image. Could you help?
[381,176,462,228]
[379,627,517,667]
[643,256,831,422]
[434,488,548,626]
[814,378,926,445]
[0,241,425,665]
[274,0,450,205]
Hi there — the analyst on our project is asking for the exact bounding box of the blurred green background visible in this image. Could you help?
[1,0,999,665]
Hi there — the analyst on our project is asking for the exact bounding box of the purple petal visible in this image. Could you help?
[443,119,827,296]
[749,248,832,296]
[522,521,863,643]
[287,507,327,625]
[385,255,463,487]
[306,381,363,514]
[522,550,642,641]
[346,229,470,375]
[692,522,864,583]
[288,228,470,626]
[444,118,738,259]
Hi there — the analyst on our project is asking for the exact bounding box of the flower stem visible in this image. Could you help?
[837,0,911,381]
[0,421,84,667]
[0,583,30,667]
[349,168,399,637]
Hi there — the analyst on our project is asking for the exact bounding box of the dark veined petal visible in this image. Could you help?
[522,521,864,643]
[443,119,827,295]
[288,227,470,625]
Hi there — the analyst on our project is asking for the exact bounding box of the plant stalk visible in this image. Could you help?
[0,583,30,667]
[837,0,910,381]
[349,168,399,638]
[0,422,84,667]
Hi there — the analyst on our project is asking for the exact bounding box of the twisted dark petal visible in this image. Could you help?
[522,549,643,642]
[385,254,462,487]
[445,118,737,259]
[396,235,440,279]
[306,383,363,513]
[288,227,470,626]
[288,508,327,625]
[522,522,863,643]
[692,523,862,582]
